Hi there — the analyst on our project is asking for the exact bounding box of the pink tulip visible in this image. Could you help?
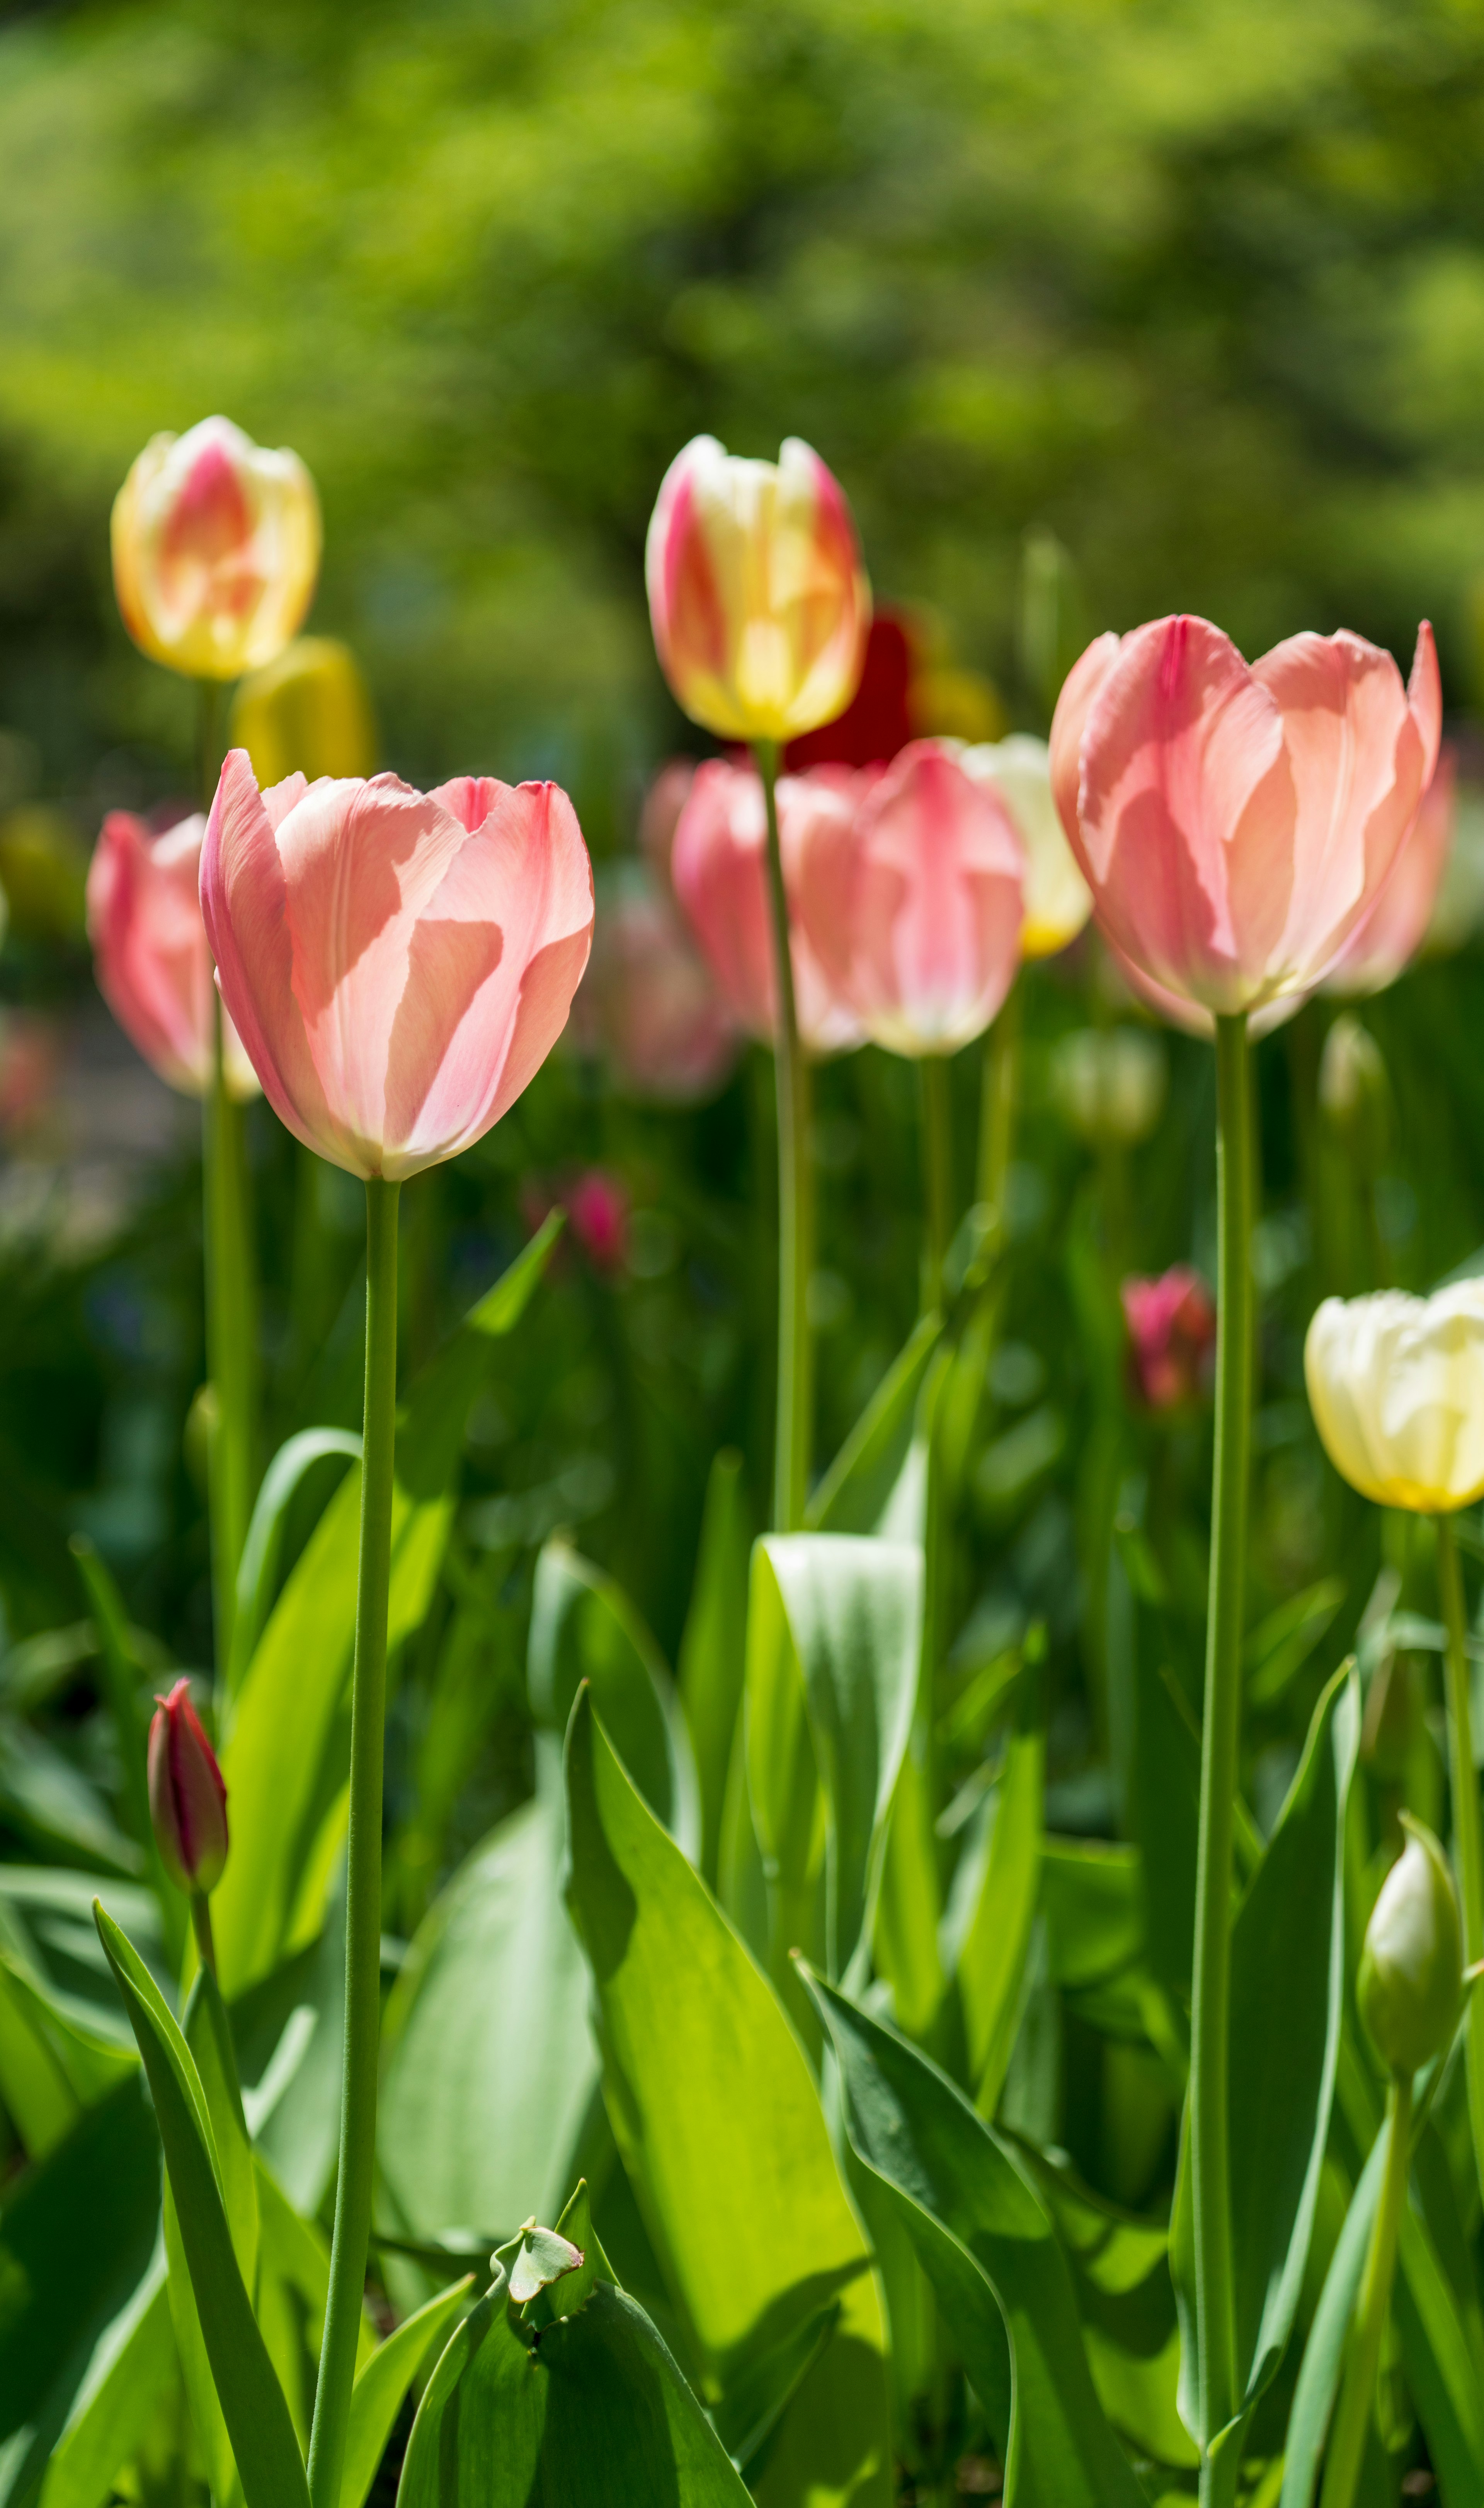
[582,876,739,1103]
[87,810,259,1100]
[646,436,870,743]
[201,751,594,1180]
[1050,615,1441,1029]
[791,741,1025,1056]
[1323,746,1457,997]
[148,1678,228,1894]
[1122,1266,1217,1411]
[671,759,864,1055]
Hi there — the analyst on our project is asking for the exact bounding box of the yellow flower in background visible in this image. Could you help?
[112,415,320,680]
[1305,1281,1484,1511]
[229,637,377,786]
[958,734,1092,959]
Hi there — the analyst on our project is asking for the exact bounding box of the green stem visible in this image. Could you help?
[190,1890,216,1980]
[1319,2071,1413,2508]
[1434,1510,1484,2211]
[754,739,812,1532]
[1192,1012,1253,2496]
[306,1176,400,2508]
[204,999,256,1680]
[977,972,1021,1220]
[919,1056,954,1315]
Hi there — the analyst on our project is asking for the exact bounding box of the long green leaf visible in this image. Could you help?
[1172,1663,1359,2450]
[92,1903,309,2508]
[803,1968,1145,2507]
[1279,2133,1385,2508]
[213,1218,560,1994]
[164,1964,263,2506]
[805,1315,942,1533]
[753,1534,921,1982]
[958,1727,1043,2114]
[228,1428,362,1693]
[36,2243,175,2508]
[529,1537,697,1854]
[340,2277,472,2508]
[677,1450,751,1889]
[563,1687,891,2508]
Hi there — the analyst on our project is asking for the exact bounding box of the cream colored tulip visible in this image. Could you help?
[959,733,1092,959]
[1305,1282,1484,1511]
[113,416,320,681]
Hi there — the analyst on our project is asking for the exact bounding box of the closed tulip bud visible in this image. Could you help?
[646,436,870,743]
[1359,1816,1462,2077]
[1050,615,1441,1033]
[113,416,321,682]
[1305,1283,1484,1512]
[229,637,377,787]
[1122,1266,1217,1410]
[790,741,1024,1057]
[148,1678,228,1894]
[1318,1012,1390,1176]
[86,810,259,1101]
[671,759,864,1056]
[958,734,1092,959]
[1052,1027,1167,1147]
[201,753,593,1179]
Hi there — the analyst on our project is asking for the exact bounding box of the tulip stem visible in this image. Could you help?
[307,1176,400,2508]
[754,739,812,1532]
[1319,2069,1413,2508]
[204,996,257,1680]
[919,1056,954,1314]
[977,972,1021,1220]
[1191,1010,1253,2495]
[189,1889,216,1981]
[1434,1509,1484,2210]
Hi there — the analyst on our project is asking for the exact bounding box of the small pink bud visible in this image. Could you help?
[148,1678,228,1894]
[1122,1267,1217,1411]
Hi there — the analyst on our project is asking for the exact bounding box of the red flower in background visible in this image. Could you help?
[524,1168,631,1274]
[1122,1266,1217,1410]
[783,613,914,772]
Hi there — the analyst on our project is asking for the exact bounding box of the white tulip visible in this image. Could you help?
[1305,1280,1484,1511]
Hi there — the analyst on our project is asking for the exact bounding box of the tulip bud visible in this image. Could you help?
[112,416,321,682]
[229,637,377,787]
[1319,1013,1390,1176]
[148,1678,228,1894]
[1358,1815,1462,2077]
[1121,1266,1216,1411]
[1052,1027,1167,1147]
[646,435,870,743]
[1305,1283,1484,1513]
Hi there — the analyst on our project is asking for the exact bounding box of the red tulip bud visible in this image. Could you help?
[148,1678,228,1893]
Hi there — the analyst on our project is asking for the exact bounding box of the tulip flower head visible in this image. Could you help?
[113,417,321,682]
[784,611,914,772]
[791,741,1024,1057]
[1053,1026,1167,1147]
[230,636,377,788]
[1305,1281,1484,1511]
[960,734,1092,959]
[1323,747,1458,999]
[148,1677,228,1895]
[582,874,738,1104]
[201,753,594,1180]
[1358,1815,1462,2077]
[1122,1266,1217,1410]
[87,810,259,1101]
[1050,615,1441,1031]
[646,436,870,743]
[671,759,863,1055]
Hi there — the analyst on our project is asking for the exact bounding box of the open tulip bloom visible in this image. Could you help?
[112,414,321,683]
[1323,743,1457,998]
[87,810,259,1101]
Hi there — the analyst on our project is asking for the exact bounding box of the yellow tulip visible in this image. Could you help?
[958,734,1092,959]
[1304,1282,1484,1511]
[112,415,320,681]
[229,638,377,786]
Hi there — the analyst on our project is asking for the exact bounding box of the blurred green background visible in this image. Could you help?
[0,0,1483,1927]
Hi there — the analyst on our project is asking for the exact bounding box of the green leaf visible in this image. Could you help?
[213,1220,560,1996]
[1125,1648,1201,2004]
[397,2269,752,2508]
[677,1450,751,1889]
[228,1428,362,1694]
[1279,2133,1385,2508]
[238,1867,347,2216]
[872,1742,945,2041]
[255,2157,376,2450]
[743,1540,825,1985]
[1040,1839,1142,1988]
[802,1968,1146,2507]
[163,1963,263,2505]
[0,2074,162,2502]
[563,1688,891,2508]
[0,1944,136,2105]
[0,1711,141,1878]
[339,2277,472,2508]
[1172,1663,1360,2448]
[957,1724,1043,2115]
[92,1902,309,2508]
[806,1315,942,1533]
[752,1534,921,1982]
[66,1536,164,1909]
[1246,1576,1346,1709]
[380,1770,599,2251]
[529,1538,698,1854]
[36,2243,175,2508]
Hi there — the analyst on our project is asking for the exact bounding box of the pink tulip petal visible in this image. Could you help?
[1049,632,1121,845]
[203,750,340,1158]
[1325,745,1457,996]
[1407,620,1442,781]
[428,776,505,835]
[1077,615,1295,1011]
